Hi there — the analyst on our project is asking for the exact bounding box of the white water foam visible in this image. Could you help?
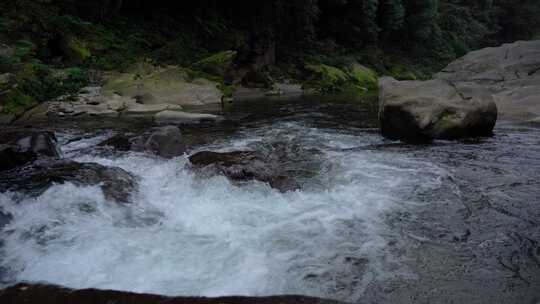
[0,122,449,301]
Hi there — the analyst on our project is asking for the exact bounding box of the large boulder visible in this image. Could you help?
[189,150,299,192]
[0,128,60,171]
[0,160,137,204]
[378,77,497,141]
[435,40,540,123]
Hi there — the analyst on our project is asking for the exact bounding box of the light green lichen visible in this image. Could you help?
[66,37,92,62]
[192,50,237,77]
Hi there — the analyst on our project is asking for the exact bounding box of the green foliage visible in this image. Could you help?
[379,0,406,33]
[50,15,92,35]
[12,40,37,63]
[404,0,440,42]
[3,89,36,115]
[1,0,539,103]
[192,50,237,77]
[61,67,90,93]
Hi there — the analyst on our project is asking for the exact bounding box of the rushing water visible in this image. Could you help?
[1,97,539,303]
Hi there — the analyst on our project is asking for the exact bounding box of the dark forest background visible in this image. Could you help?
[1,0,539,113]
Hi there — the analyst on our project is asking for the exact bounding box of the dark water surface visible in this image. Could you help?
[1,96,539,303]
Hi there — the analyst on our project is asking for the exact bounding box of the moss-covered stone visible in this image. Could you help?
[192,50,237,77]
[63,37,92,63]
[388,65,417,80]
[304,63,378,96]
[102,64,224,106]
[349,64,378,91]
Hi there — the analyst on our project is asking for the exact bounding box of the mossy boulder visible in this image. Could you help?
[192,50,237,77]
[103,64,223,106]
[304,63,378,96]
[388,65,418,80]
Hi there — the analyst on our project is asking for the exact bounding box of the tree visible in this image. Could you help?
[404,0,439,42]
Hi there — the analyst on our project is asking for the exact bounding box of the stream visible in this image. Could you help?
[1,96,539,303]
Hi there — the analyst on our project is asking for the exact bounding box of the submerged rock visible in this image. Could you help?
[97,134,133,151]
[0,160,137,204]
[0,128,60,171]
[0,284,342,304]
[378,77,497,142]
[139,126,186,158]
[99,126,186,158]
[189,150,299,192]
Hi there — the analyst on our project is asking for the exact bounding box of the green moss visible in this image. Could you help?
[184,67,234,97]
[218,83,234,98]
[66,38,92,63]
[348,64,378,92]
[3,89,37,115]
[192,50,237,77]
[388,65,417,80]
[304,64,349,93]
[304,63,378,97]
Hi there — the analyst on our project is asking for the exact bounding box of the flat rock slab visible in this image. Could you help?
[154,110,224,124]
[436,40,540,122]
[0,284,343,304]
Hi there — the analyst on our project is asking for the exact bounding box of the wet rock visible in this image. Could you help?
[99,126,186,158]
[97,134,133,151]
[0,129,60,171]
[0,160,137,204]
[0,210,12,229]
[154,110,223,124]
[189,150,299,192]
[0,283,343,304]
[139,126,186,158]
[378,77,497,142]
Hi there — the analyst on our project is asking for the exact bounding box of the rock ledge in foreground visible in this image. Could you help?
[0,284,344,304]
